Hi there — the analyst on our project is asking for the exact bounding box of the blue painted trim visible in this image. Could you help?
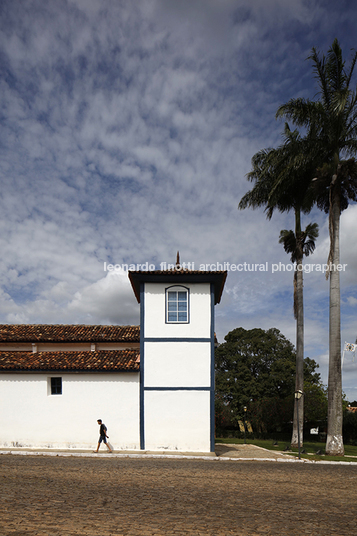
[139,283,145,450]
[210,283,215,452]
[144,337,211,343]
[144,386,211,391]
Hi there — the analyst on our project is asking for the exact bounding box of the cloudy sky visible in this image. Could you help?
[1,0,357,398]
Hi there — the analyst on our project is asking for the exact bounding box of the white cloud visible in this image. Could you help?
[68,271,139,324]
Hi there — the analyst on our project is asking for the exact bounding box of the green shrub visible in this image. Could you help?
[343,410,357,444]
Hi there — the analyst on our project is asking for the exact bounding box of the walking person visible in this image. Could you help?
[93,419,112,453]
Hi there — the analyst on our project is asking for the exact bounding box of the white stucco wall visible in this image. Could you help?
[144,390,211,452]
[142,280,213,452]
[0,372,140,450]
[144,342,211,387]
[144,282,211,338]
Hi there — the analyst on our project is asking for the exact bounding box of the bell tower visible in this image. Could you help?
[129,262,227,453]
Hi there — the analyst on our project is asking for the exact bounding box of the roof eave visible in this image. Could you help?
[128,270,227,304]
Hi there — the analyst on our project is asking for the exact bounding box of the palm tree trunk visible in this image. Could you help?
[291,209,304,447]
[325,187,344,456]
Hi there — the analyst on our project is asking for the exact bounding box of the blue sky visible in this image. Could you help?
[1,0,357,399]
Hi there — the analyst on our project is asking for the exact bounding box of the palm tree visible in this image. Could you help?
[277,39,357,455]
[279,220,318,446]
[239,125,319,447]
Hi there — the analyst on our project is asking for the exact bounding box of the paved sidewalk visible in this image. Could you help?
[0,444,296,465]
[0,443,296,460]
[215,443,293,460]
[2,443,357,467]
[0,442,349,464]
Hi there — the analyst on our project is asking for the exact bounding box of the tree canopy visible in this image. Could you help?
[215,327,325,434]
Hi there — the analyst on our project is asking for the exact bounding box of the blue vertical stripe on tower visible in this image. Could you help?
[210,282,215,452]
[139,282,145,450]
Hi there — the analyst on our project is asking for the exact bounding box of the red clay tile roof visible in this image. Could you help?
[0,349,140,372]
[0,325,140,343]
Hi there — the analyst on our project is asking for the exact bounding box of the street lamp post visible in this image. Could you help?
[295,390,303,459]
[243,406,247,444]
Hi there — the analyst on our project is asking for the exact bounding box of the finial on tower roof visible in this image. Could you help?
[176,251,180,265]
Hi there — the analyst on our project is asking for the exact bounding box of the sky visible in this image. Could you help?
[0,0,357,399]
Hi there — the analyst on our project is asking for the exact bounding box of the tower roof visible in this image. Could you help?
[128,269,227,304]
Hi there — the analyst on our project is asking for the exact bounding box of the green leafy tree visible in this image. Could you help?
[277,39,357,455]
[304,382,328,425]
[343,410,357,444]
[215,327,324,435]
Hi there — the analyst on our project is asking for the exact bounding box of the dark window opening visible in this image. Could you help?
[51,377,62,395]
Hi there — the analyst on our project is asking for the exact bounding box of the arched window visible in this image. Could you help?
[166,286,189,323]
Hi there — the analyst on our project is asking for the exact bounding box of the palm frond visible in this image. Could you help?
[279,229,297,260]
[346,49,357,88]
[325,38,346,94]
[302,222,319,257]
[308,46,330,107]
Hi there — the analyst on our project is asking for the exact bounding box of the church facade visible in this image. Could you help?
[0,268,226,452]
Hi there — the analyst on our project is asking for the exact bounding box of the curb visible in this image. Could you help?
[1,449,356,464]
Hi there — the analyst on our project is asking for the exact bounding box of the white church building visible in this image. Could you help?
[0,267,227,453]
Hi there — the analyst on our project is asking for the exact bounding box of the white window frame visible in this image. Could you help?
[165,285,189,324]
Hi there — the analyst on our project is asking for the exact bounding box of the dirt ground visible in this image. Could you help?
[1,454,357,535]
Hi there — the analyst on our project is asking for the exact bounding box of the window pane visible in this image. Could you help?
[168,312,177,321]
[168,292,176,301]
[178,312,187,321]
[168,302,177,311]
[178,292,187,300]
[178,302,186,311]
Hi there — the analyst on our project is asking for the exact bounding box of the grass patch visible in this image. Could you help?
[215,437,357,462]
